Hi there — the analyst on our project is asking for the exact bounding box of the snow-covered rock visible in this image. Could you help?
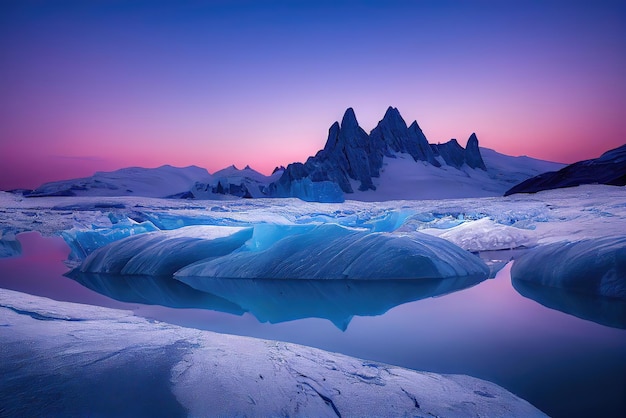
[505,143,626,196]
[0,288,547,417]
[270,107,497,201]
[424,217,537,252]
[511,237,626,299]
[190,164,283,199]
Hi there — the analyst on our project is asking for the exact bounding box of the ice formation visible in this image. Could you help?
[0,288,548,417]
[0,231,21,258]
[175,224,489,280]
[511,236,626,299]
[80,226,252,276]
[424,217,537,252]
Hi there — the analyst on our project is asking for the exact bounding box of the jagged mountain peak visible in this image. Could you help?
[341,107,359,129]
[269,106,493,202]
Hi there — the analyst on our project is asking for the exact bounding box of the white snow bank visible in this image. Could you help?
[511,237,626,299]
[0,288,547,417]
[423,217,537,251]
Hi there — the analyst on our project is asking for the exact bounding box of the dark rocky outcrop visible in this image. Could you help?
[504,144,626,196]
[270,106,486,201]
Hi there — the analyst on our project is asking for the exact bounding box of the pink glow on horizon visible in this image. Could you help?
[1,1,624,190]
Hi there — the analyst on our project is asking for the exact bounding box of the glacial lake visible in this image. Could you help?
[1,231,625,418]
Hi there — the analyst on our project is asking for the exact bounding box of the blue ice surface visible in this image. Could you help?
[175,224,489,280]
[0,234,22,258]
[61,220,159,261]
[511,236,626,299]
[80,228,253,276]
[284,178,345,203]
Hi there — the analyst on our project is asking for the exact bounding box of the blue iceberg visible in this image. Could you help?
[176,224,488,280]
[511,237,626,299]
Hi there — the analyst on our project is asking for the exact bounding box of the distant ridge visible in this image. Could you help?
[505,143,626,196]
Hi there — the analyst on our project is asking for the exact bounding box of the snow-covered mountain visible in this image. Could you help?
[269,107,564,202]
[22,106,565,202]
[505,143,626,196]
[189,165,283,199]
[28,165,212,198]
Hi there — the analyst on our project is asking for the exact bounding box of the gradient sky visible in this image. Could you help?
[1,0,625,190]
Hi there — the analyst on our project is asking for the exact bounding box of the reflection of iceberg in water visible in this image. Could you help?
[178,275,486,330]
[66,270,245,315]
[512,278,626,329]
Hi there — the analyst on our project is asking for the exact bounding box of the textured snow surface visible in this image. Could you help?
[511,237,626,299]
[2,185,625,260]
[0,288,547,417]
[424,217,537,252]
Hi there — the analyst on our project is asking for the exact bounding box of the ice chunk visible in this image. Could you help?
[0,231,21,258]
[61,220,159,261]
[0,288,548,417]
[511,237,626,299]
[176,224,489,280]
[281,178,345,203]
[427,217,537,251]
[80,225,252,276]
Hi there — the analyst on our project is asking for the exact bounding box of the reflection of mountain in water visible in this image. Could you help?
[179,275,486,330]
[66,270,245,315]
[512,278,626,329]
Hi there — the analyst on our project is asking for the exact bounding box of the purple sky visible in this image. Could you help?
[1,0,625,190]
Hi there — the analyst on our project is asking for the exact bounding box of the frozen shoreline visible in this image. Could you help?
[0,288,547,417]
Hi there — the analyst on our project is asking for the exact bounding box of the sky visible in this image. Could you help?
[1,0,625,190]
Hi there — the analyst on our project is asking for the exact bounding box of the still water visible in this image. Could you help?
[1,232,625,417]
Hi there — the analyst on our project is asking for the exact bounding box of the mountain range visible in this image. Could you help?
[21,106,622,202]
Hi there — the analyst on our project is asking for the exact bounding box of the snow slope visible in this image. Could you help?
[0,288,547,417]
[349,149,565,201]
[28,165,212,198]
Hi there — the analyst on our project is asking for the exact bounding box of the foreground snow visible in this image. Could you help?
[0,288,546,417]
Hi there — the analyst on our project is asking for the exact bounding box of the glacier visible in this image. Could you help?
[511,237,626,299]
[0,288,547,417]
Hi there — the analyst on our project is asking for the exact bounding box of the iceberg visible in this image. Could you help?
[0,288,547,417]
[176,224,489,280]
[0,231,21,258]
[61,219,159,261]
[510,237,626,299]
[80,226,253,276]
[426,217,537,252]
